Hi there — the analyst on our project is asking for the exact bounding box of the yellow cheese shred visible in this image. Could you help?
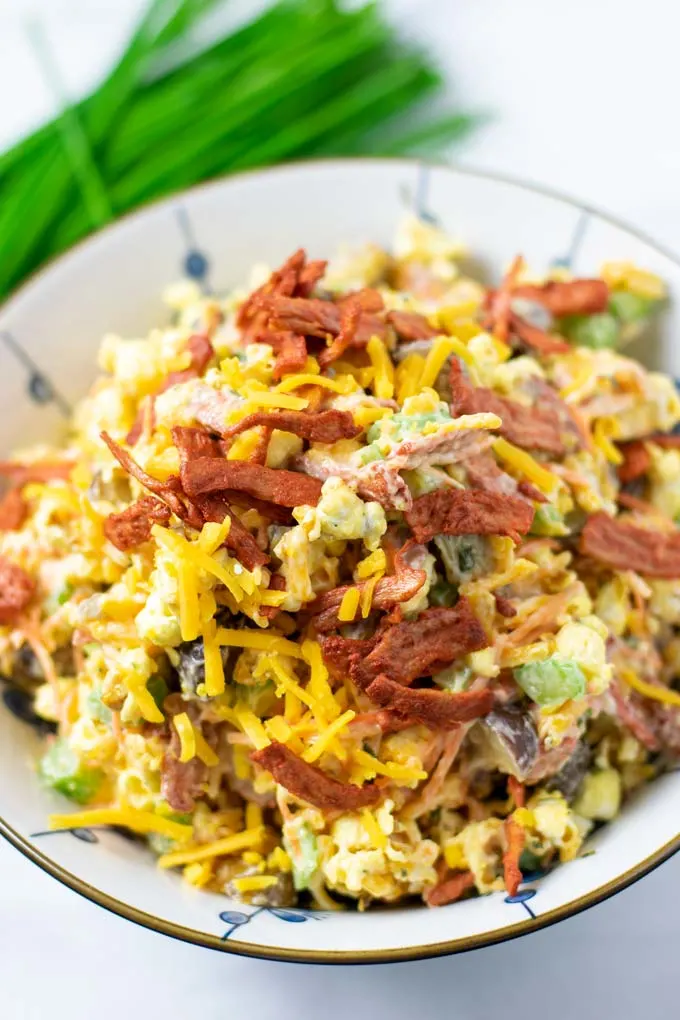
[245,803,263,829]
[396,353,426,404]
[275,373,357,395]
[302,709,355,763]
[419,336,473,389]
[301,639,339,721]
[620,667,680,708]
[338,586,361,622]
[203,625,226,696]
[592,417,623,466]
[492,437,559,496]
[367,335,395,400]
[356,549,387,579]
[177,560,200,643]
[353,749,427,784]
[157,827,265,869]
[233,705,271,750]
[361,808,388,849]
[360,574,381,619]
[216,627,304,658]
[173,712,197,762]
[233,875,279,893]
[49,808,192,842]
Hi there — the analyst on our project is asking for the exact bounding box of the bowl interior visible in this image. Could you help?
[1,158,679,962]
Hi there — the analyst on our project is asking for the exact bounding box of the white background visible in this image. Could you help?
[1,1,679,1017]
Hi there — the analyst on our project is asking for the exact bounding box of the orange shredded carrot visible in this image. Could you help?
[503,816,524,897]
[507,775,526,808]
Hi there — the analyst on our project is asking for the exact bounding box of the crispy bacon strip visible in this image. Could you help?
[318,298,362,369]
[509,312,571,355]
[406,487,534,545]
[617,440,652,484]
[172,425,225,463]
[297,259,327,297]
[350,599,489,690]
[336,287,384,313]
[0,461,73,484]
[0,555,35,624]
[495,594,517,619]
[503,817,524,897]
[513,278,609,317]
[259,331,308,381]
[449,360,567,456]
[365,675,494,729]
[309,542,427,632]
[237,249,307,332]
[387,310,439,342]
[219,409,361,445]
[103,496,171,551]
[320,635,379,680]
[264,295,387,345]
[182,458,322,507]
[100,431,199,527]
[581,511,680,578]
[0,489,28,531]
[425,869,475,908]
[251,741,380,810]
[647,433,680,449]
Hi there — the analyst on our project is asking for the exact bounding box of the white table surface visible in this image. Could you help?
[1,1,679,1017]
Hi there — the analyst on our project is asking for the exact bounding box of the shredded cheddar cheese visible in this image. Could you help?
[49,808,192,842]
[302,709,355,763]
[492,436,559,496]
[620,667,680,708]
[338,587,361,622]
[366,335,395,400]
[157,827,266,868]
[173,712,197,762]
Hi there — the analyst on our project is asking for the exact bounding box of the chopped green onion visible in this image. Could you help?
[561,312,619,349]
[530,504,569,537]
[284,822,319,891]
[514,655,586,707]
[38,738,103,804]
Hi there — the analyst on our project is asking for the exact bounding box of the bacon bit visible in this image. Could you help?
[251,741,381,810]
[321,635,379,680]
[100,431,201,528]
[503,816,524,897]
[221,490,293,525]
[237,249,307,334]
[425,868,475,907]
[387,310,439,342]
[259,572,286,622]
[617,441,651,483]
[219,409,361,445]
[0,489,28,531]
[182,458,322,508]
[336,287,385,313]
[0,555,35,624]
[495,594,517,618]
[406,487,534,545]
[297,259,327,297]
[103,496,172,551]
[194,494,269,570]
[161,695,211,812]
[509,312,571,356]
[0,461,73,485]
[648,433,680,449]
[309,541,427,632]
[450,360,567,456]
[264,295,387,346]
[260,331,308,381]
[507,775,526,808]
[171,425,225,464]
[488,255,524,343]
[350,599,488,691]
[616,491,670,520]
[365,675,494,729]
[517,479,547,503]
[611,679,660,752]
[126,334,216,445]
[514,278,609,317]
[318,297,362,369]
[581,511,680,578]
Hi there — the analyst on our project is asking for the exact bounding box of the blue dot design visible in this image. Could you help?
[219,905,320,941]
[175,207,211,292]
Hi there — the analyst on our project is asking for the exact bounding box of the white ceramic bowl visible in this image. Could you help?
[1,158,679,963]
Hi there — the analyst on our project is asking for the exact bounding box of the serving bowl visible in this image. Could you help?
[1,158,679,963]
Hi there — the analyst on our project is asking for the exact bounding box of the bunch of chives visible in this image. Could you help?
[0,0,476,300]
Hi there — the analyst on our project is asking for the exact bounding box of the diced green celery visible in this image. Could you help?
[530,504,569,537]
[608,290,655,324]
[284,822,319,891]
[562,313,620,349]
[514,655,586,707]
[86,687,112,724]
[38,739,103,804]
[433,664,471,692]
[359,444,385,465]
